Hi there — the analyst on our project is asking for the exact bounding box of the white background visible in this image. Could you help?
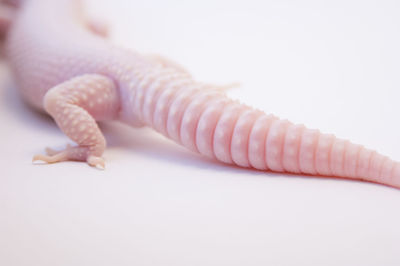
[1,0,400,265]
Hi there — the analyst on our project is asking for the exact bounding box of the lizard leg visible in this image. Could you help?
[146,54,240,91]
[33,74,120,169]
[146,54,190,75]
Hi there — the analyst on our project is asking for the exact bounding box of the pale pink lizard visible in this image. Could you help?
[2,0,400,189]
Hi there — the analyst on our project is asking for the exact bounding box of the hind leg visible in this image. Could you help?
[146,54,240,91]
[33,74,120,169]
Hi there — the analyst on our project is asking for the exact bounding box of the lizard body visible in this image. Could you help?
[3,0,400,188]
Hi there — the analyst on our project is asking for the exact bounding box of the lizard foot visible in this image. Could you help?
[33,144,106,170]
[33,74,119,170]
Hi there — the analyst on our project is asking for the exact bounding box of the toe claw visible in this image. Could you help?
[95,163,105,170]
[32,154,47,163]
[87,156,106,170]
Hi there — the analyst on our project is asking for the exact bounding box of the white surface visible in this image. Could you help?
[1,0,400,265]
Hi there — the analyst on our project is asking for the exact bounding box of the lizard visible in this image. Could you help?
[1,0,399,189]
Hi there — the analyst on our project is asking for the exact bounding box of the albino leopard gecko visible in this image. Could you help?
[1,0,399,189]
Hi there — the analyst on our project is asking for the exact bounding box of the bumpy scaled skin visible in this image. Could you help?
[3,0,400,188]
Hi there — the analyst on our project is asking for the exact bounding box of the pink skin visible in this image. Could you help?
[3,0,400,188]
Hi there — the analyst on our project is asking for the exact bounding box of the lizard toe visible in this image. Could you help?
[87,155,105,170]
[32,150,69,164]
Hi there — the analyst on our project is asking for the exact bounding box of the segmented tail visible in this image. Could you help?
[127,66,400,189]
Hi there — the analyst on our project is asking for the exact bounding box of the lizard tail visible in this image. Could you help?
[127,66,400,189]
